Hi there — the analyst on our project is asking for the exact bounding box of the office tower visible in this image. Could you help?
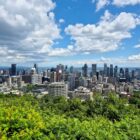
[135,69,140,79]
[43,71,47,77]
[17,76,23,87]
[50,72,57,82]
[104,63,107,77]
[96,71,99,80]
[110,64,114,77]
[11,64,17,76]
[70,66,74,73]
[82,64,88,77]
[7,76,12,87]
[92,64,97,76]
[30,67,36,75]
[114,66,118,78]
[99,70,103,76]
[98,75,103,83]
[125,68,129,81]
[64,65,68,72]
[75,77,80,89]
[63,71,69,82]
[120,68,125,78]
[34,64,38,74]
[68,74,76,90]
[56,70,63,82]
[107,67,110,77]
[48,82,68,97]
[56,64,64,81]
[131,70,135,79]
[79,76,88,87]
[92,75,97,83]
[57,64,64,73]
[31,75,42,84]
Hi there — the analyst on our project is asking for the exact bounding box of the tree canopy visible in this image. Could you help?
[0,92,140,139]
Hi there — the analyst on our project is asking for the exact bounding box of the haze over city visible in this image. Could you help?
[0,0,140,67]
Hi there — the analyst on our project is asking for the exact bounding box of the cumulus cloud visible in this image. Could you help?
[94,0,140,11]
[48,46,75,57]
[65,10,140,54]
[113,0,140,6]
[94,0,110,11]
[59,18,65,23]
[0,0,62,63]
[134,44,140,48]
[128,54,140,61]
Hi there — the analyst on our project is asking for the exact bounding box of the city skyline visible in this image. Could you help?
[0,0,140,67]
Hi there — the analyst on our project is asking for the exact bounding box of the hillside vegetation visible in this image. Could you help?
[0,93,140,139]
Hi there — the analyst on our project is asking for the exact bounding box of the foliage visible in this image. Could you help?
[0,93,140,139]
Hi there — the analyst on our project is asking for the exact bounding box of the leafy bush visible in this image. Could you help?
[0,93,140,139]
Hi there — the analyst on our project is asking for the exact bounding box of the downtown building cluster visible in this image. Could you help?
[0,63,140,100]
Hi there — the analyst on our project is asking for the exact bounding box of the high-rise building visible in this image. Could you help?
[107,67,110,77]
[91,64,97,76]
[56,64,64,81]
[69,66,74,73]
[34,64,38,74]
[82,64,88,77]
[11,64,17,76]
[114,66,118,78]
[110,64,114,77]
[79,76,88,87]
[31,75,42,84]
[104,63,107,77]
[68,74,76,90]
[48,82,68,97]
[50,71,57,82]
[125,68,130,81]
[120,68,125,78]
[131,70,135,79]
[57,64,64,73]
[7,76,12,87]
[98,75,103,83]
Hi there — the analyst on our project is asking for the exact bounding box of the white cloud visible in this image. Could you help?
[134,44,140,48]
[59,18,65,23]
[65,11,140,54]
[93,0,140,11]
[0,0,61,64]
[128,54,140,61]
[96,0,110,11]
[113,0,140,6]
[48,47,75,57]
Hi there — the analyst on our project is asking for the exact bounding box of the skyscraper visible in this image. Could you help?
[91,64,97,76]
[50,71,57,82]
[82,64,88,77]
[120,68,125,78]
[34,64,38,74]
[110,64,114,77]
[70,66,74,73]
[56,64,64,81]
[114,66,118,78]
[11,64,17,76]
[125,68,130,81]
[104,63,107,77]
[107,67,110,77]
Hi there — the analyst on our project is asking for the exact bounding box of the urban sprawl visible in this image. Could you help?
[0,64,140,100]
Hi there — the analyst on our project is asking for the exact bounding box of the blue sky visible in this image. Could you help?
[0,0,140,67]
